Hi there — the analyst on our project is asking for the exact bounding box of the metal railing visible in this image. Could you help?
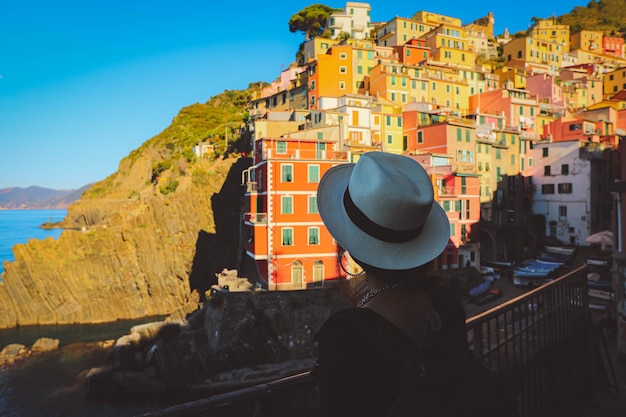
[139,266,592,417]
[466,265,592,417]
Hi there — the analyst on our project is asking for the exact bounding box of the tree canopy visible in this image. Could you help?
[557,0,626,35]
[288,4,342,40]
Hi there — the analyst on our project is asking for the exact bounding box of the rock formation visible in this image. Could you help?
[0,151,252,328]
[85,286,351,396]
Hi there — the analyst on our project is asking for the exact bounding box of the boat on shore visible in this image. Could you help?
[544,245,576,256]
[468,281,492,298]
[482,259,515,268]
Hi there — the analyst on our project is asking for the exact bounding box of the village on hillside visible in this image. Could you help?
[210,1,626,313]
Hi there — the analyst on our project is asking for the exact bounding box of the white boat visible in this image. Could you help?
[479,266,495,275]
[544,246,576,256]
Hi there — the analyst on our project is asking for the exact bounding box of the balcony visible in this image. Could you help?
[139,266,615,417]
[244,213,267,224]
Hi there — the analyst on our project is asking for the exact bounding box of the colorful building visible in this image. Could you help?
[570,30,603,54]
[421,23,476,67]
[529,19,570,52]
[410,152,481,270]
[328,2,371,40]
[603,67,626,99]
[242,137,349,289]
[308,44,355,109]
[376,16,436,47]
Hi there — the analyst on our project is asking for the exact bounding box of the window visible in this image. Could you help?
[496,148,501,160]
[457,128,462,142]
[559,205,567,219]
[511,154,515,165]
[308,165,320,183]
[308,227,320,245]
[281,196,293,214]
[276,141,287,154]
[308,195,319,214]
[339,81,345,90]
[282,228,293,246]
[417,131,423,143]
[339,66,347,74]
[542,148,548,157]
[544,166,551,176]
[281,164,293,182]
[558,183,572,194]
[542,184,555,194]
[387,134,393,144]
[339,52,347,59]
[561,164,569,175]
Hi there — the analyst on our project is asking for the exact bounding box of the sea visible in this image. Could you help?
[0,210,173,416]
[0,209,66,276]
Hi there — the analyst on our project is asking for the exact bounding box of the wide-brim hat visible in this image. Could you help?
[317,152,450,271]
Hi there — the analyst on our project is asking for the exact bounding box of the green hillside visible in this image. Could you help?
[557,0,626,35]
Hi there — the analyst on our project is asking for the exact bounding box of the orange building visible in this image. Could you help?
[604,36,624,58]
[242,137,349,290]
[308,44,355,109]
[392,38,430,67]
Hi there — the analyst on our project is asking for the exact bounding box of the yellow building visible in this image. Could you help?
[568,48,626,69]
[502,36,565,70]
[421,24,476,67]
[570,30,604,54]
[346,38,377,94]
[373,101,404,154]
[301,37,340,64]
[603,67,626,98]
[369,62,412,107]
[376,16,436,47]
[412,11,461,27]
[529,19,570,52]
[492,60,529,89]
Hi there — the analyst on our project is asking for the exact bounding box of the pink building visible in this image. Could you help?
[526,73,565,108]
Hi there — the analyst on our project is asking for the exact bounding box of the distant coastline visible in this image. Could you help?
[0,184,90,210]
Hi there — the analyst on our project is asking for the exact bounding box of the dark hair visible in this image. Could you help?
[336,246,441,291]
[355,257,438,290]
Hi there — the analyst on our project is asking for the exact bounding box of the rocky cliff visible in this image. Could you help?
[0,91,256,329]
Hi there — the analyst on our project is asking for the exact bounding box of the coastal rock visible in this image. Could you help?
[31,337,60,352]
[0,343,28,365]
[0,155,252,329]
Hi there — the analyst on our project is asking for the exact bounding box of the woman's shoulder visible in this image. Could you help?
[316,307,412,350]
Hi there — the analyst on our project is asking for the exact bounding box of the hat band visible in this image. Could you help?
[343,188,424,243]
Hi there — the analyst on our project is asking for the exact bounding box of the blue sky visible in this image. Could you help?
[0,0,588,190]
